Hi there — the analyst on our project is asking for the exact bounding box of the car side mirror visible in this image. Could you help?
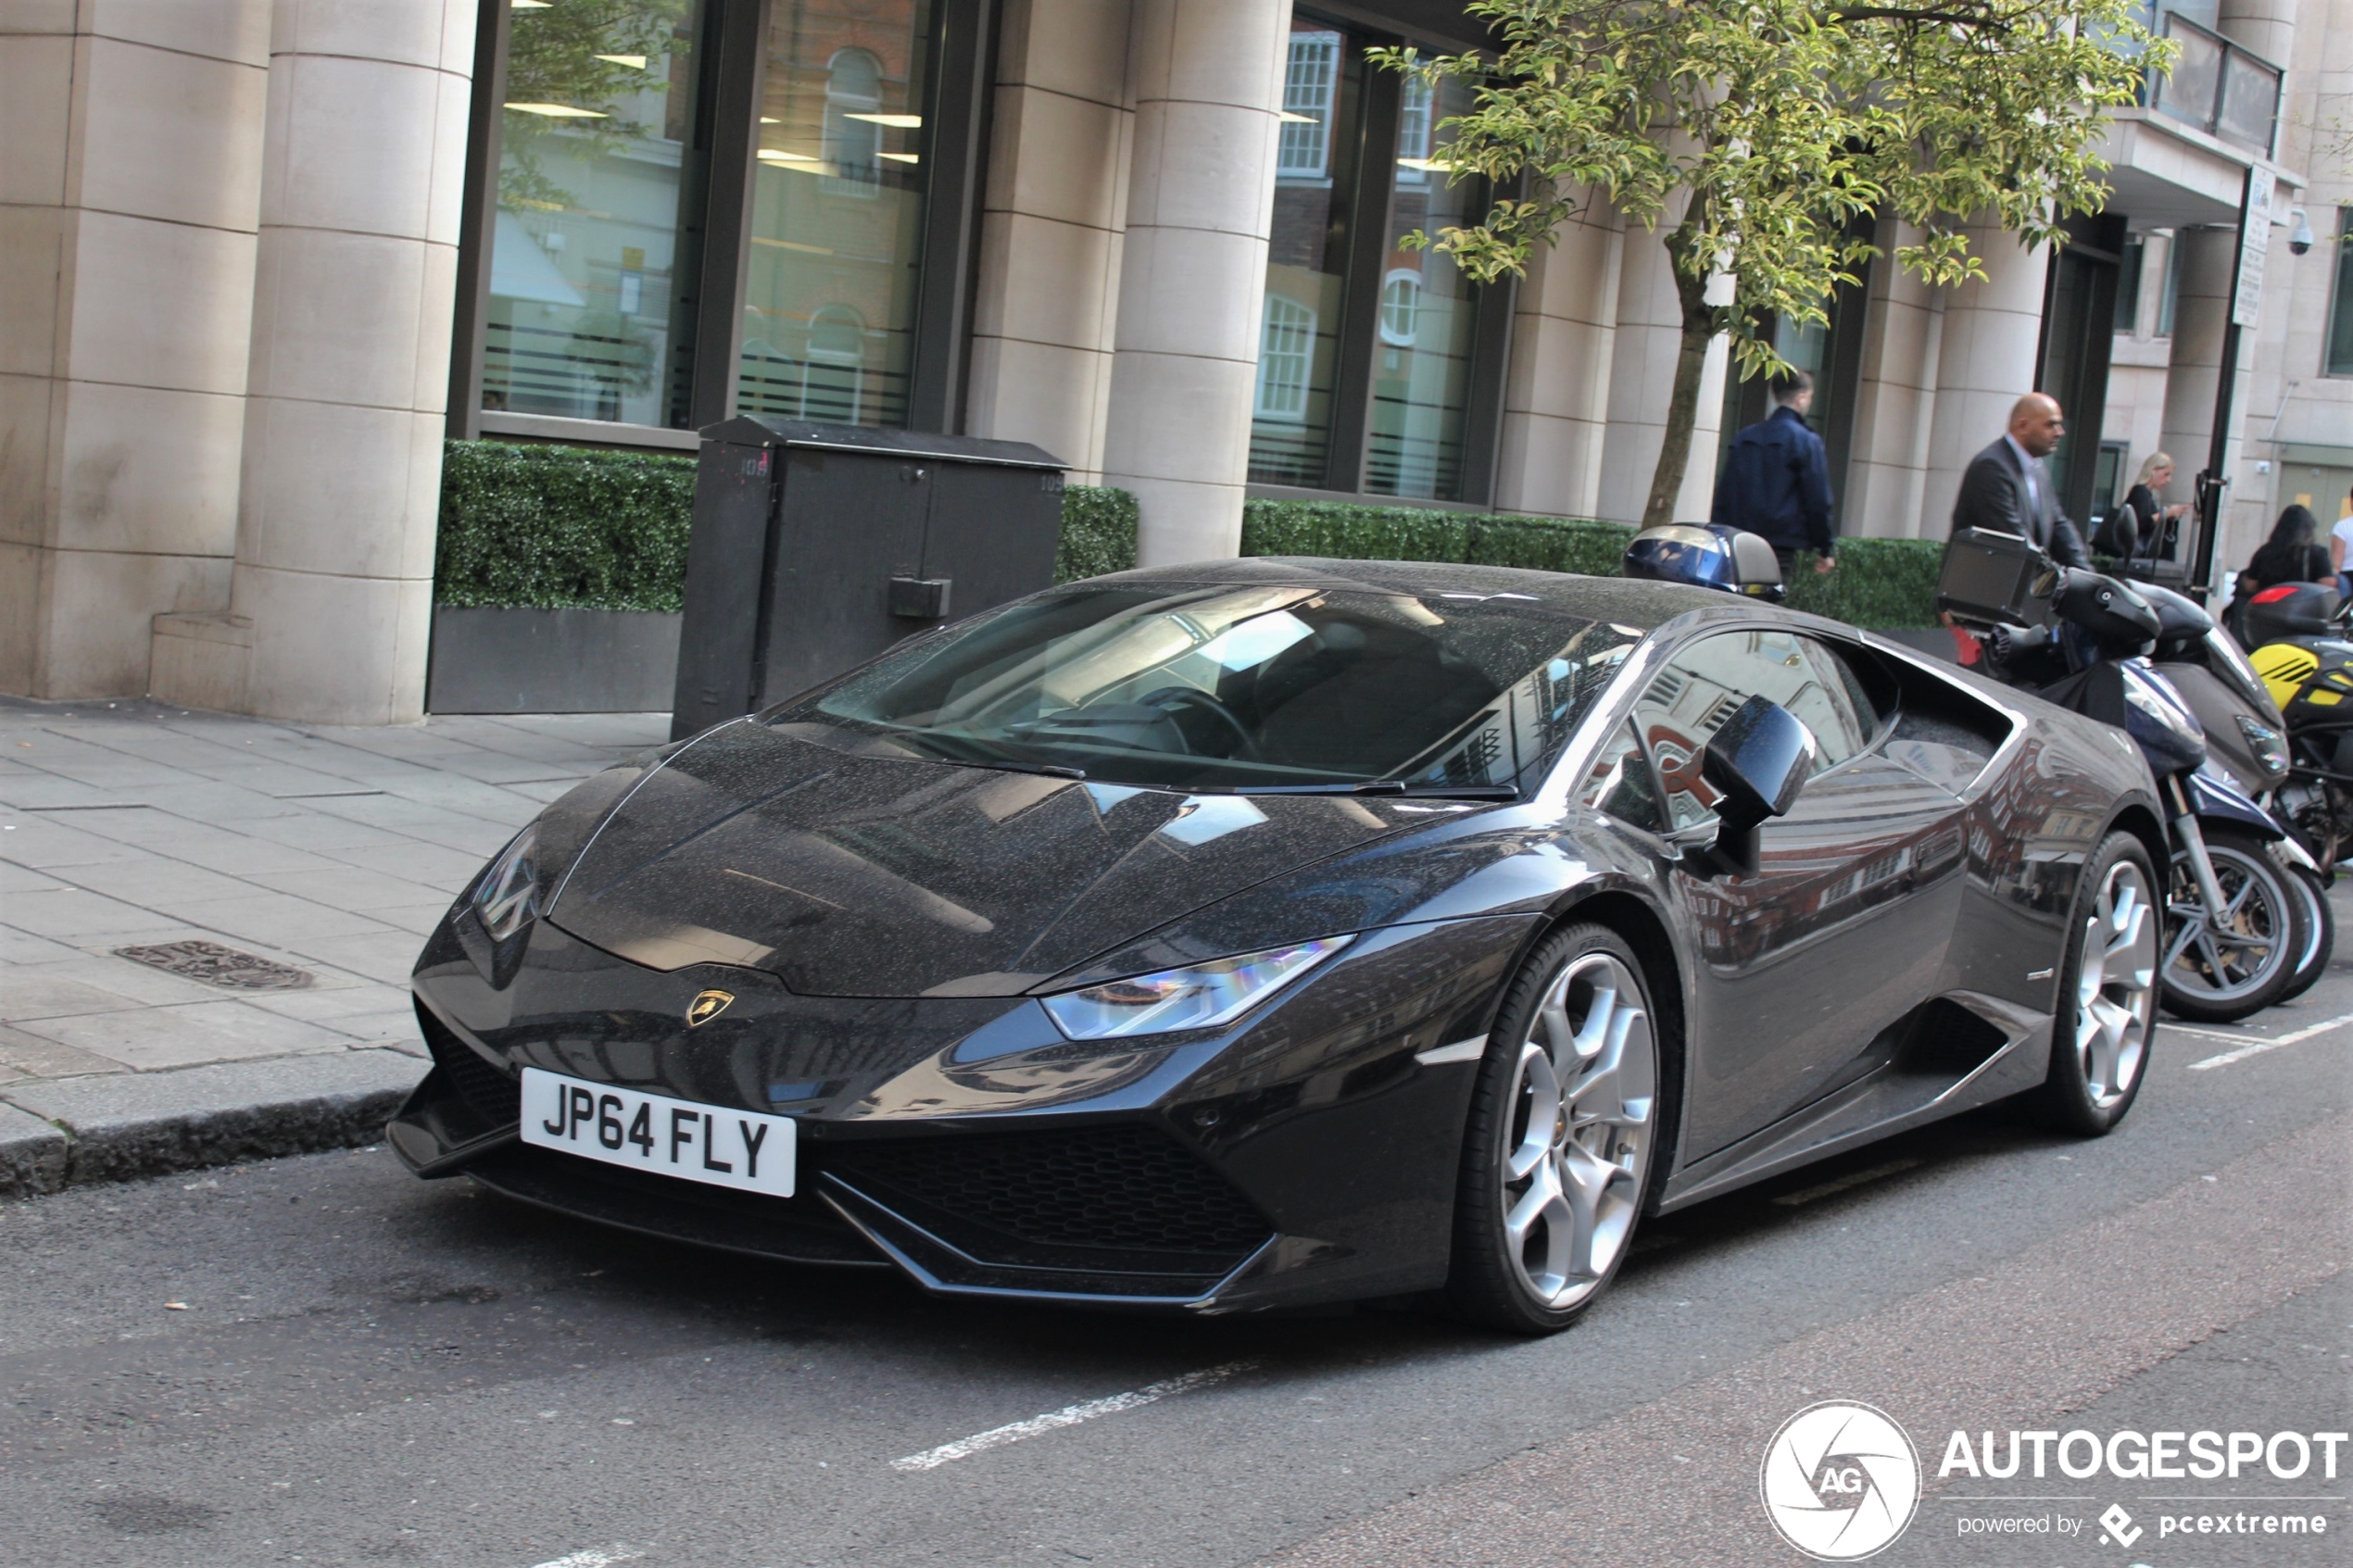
[1688,697,1817,876]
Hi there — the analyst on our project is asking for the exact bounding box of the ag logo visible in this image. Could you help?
[686,989,735,1027]
[1760,1400,1921,1561]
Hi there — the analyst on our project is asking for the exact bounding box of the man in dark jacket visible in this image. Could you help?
[1711,370,1837,576]
[1949,391,2089,567]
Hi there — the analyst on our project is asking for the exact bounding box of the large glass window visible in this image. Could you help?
[1365,72,1479,500]
[482,0,706,426]
[735,1,936,428]
[1250,20,1500,501]
[2328,208,2353,378]
[1254,19,1363,484]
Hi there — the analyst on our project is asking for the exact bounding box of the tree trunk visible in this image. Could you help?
[1642,227,1718,532]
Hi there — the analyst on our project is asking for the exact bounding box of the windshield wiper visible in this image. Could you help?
[1238,781,1519,800]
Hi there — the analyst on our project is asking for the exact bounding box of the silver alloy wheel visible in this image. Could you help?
[1499,951,1656,1310]
[2076,859,2158,1107]
[2165,842,2290,1004]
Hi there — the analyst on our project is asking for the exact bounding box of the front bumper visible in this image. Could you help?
[394,908,1531,1312]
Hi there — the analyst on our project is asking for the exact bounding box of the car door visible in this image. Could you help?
[1632,627,1971,1159]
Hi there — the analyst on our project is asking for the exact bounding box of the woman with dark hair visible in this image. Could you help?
[2245,504,2332,591]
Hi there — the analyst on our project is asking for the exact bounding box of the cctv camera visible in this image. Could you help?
[2288,207,2315,257]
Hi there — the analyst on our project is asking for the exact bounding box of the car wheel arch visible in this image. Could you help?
[2101,799,2170,891]
[1526,887,1690,1194]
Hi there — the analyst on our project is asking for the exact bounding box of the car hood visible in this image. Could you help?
[545,719,1418,997]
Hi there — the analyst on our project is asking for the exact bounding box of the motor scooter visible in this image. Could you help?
[1939,531,2322,1022]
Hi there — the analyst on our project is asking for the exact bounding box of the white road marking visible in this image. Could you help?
[890,1361,1260,1473]
[525,1549,644,1568]
[1414,1037,1487,1067]
[1770,1158,1923,1208]
[2184,1010,2353,1071]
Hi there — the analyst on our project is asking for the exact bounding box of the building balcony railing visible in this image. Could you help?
[2147,10,2282,159]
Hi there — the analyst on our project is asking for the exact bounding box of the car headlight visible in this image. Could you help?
[1039,936,1353,1040]
[2234,714,2289,774]
[472,824,541,943]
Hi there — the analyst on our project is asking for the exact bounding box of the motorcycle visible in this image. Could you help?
[2234,582,2353,867]
[1938,530,2322,1022]
[2138,579,2333,1004]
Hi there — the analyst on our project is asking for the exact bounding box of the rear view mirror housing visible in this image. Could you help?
[1702,696,1817,830]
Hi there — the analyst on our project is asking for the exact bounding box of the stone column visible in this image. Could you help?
[962,0,1136,483]
[1596,229,1725,526]
[0,2,269,698]
[2217,0,2295,61]
[1492,203,1622,520]
[1843,219,1945,539]
[1921,223,2049,537]
[155,1,474,723]
[1098,0,1290,566]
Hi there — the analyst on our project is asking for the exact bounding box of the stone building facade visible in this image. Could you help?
[4,0,2346,722]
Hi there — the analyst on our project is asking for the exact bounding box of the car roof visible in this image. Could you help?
[1076,556,1734,633]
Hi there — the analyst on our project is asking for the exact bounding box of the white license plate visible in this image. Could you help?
[520,1067,796,1198]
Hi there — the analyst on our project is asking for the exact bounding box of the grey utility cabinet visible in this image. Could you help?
[670,419,1066,741]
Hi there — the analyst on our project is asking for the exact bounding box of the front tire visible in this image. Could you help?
[2037,833,2158,1135]
[2160,827,2302,1022]
[1447,924,1664,1335]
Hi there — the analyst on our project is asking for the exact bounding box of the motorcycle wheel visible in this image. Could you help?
[2277,864,2334,1004]
[2159,827,2304,1022]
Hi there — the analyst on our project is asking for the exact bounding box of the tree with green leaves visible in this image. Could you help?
[1379,0,2167,529]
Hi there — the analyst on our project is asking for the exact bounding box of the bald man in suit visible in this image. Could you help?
[1951,392,2090,568]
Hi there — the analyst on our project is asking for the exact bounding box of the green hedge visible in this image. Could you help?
[436,440,696,612]
[434,441,1941,627]
[1054,483,1140,583]
[1241,498,1941,628]
[434,439,1140,609]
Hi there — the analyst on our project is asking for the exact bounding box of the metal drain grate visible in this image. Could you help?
[114,940,314,991]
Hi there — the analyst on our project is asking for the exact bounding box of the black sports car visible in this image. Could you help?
[394,558,2161,1332]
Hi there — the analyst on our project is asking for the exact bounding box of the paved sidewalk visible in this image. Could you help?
[0,696,667,1109]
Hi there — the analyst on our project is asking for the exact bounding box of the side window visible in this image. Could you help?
[1576,721,1667,834]
[1629,631,1881,826]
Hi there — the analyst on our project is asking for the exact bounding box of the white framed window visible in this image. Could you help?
[1379,270,1422,346]
[802,303,866,423]
[1395,77,1432,186]
[1255,294,1316,420]
[823,48,882,196]
[1277,31,1340,180]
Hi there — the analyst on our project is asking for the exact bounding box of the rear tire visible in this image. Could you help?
[2037,833,2158,1136]
[1446,924,1666,1335]
[2159,827,2302,1023]
[2277,865,2334,1004]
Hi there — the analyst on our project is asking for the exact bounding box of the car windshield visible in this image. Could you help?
[783,583,1642,793]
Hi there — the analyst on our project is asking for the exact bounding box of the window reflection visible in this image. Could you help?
[1253,20,1360,484]
[483,0,705,427]
[736,2,936,429]
[1365,73,1479,501]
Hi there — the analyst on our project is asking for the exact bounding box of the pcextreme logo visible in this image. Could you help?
[1761,1400,1923,1561]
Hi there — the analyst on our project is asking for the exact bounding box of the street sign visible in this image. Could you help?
[2231,165,2274,328]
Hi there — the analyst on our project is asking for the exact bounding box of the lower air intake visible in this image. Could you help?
[826,1123,1270,1258]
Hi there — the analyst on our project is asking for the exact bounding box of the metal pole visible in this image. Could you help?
[2191,165,2275,598]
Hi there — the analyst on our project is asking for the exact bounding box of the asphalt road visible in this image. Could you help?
[3,908,2348,1568]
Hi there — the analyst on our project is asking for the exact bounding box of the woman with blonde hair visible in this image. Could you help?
[2101,450,2187,562]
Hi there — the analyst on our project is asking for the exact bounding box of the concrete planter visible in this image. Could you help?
[427,607,681,714]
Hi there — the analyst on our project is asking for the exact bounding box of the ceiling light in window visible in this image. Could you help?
[1396,157,1453,174]
[876,151,920,164]
[1277,111,1318,124]
[842,113,923,128]
[593,54,649,69]
[760,116,780,124]
[511,0,551,8]
[506,103,610,119]
[758,149,819,163]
